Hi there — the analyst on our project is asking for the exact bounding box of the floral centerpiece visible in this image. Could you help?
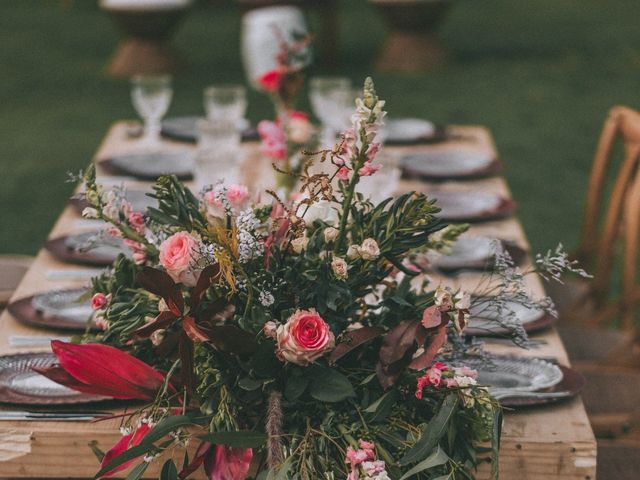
[44,78,584,480]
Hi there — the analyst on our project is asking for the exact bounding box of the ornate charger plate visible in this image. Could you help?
[500,366,585,408]
[430,191,517,222]
[0,352,107,405]
[99,151,195,181]
[465,298,556,336]
[7,288,96,332]
[383,118,447,145]
[161,116,258,143]
[70,188,155,214]
[400,149,503,180]
[45,231,129,266]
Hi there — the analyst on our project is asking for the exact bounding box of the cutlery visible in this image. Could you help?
[491,389,572,401]
[46,269,104,280]
[0,410,112,421]
[9,335,71,348]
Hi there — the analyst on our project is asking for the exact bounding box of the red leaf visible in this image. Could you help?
[421,306,443,329]
[329,327,384,364]
[179,441,211,479]
[132,310,178,339]
[205,445,253,480]
[378,320,423,366]
[408,326,448,370]
[137,267,184,315]
[49,341,165,401]
[32,365,120,399]
[191,264,221,310]
[183,316,210,343]
[100,423,151,478]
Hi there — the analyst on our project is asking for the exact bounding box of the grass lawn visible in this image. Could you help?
[2,0,640,257]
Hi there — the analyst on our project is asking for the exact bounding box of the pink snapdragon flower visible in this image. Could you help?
[128,211,145,234]
[344,440,389,480]
[258,120,287,161]
[358,161,382,177]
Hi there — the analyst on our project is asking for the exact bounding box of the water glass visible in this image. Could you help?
[194,119,242,189]
[309,76,352,145]
[131,74,173,147]
[203,85,248,127]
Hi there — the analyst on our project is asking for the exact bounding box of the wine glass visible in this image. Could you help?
[203,84,248,126]
[130,74,173,147]
[309,76,352,146]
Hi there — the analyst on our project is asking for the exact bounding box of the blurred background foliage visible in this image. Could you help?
[2,0,640,255]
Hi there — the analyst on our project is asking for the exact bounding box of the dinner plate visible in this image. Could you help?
[0,352,108,405]
[100,151,195,180]
[465,298,556,336]
[45,231,130,266]
[455,355,563,392]
[70,188,155,214]
[499,366,585,408]
[161,116,258,143]
[7,288,96,332]
[430,191,516,222]
[400,149,502,180]
[420,236,527,272]
[383,118,447,145]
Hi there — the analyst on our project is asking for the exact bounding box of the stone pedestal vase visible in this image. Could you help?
[100,0,192,77]
[371,0,454,72]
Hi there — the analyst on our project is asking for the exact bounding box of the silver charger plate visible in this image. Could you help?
[64,231,130,259]
[162,116,252,143]
[427,235,500,270]
[0,352,107,405]
[453,356,563,392]
[120,188,156,212]
[384,118,436,143]
[31,288,93,325]
[400,149,494,177]
[468,299,545,333]
[431,191,502,221]
[107,151,195,179]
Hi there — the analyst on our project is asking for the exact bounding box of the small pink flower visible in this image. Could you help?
[105,226,121,238]
[366,142,380,162]
[336,166,350,182]
[358,162,382,177]
[359,440,375,451]
[121,200,133,219]
[94,314,109,331]
[275,309,335,366]
[258,120,287,161]
[416,362,450,398]
[263,321,277,339]
[158,232,201,287]
[132,251,146,265]
[258,68,283,92]
[128,212,145,233]
[91,293,109,311]
[226,184,249,208]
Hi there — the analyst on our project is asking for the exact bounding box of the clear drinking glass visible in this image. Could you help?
[194,119,242,189]
[131,74,173,146]
[309,76,352,146]
[203,84,248,127]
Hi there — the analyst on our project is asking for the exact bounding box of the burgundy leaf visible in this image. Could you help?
[329,327,384,364]
[191,264,222,310]
[136,267,184,315]
[131,310,178,339]
[183,315,211,343]
[408,326,448,370]
[421,306,443,329]
[201,298,236,326]
[378,320,423,366]
[179,441,211,479]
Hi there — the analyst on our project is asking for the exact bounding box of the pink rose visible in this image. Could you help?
[91,293,109,311]
[159,232,201,287]
[275,309,335,366]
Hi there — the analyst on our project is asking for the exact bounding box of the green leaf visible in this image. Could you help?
[399,394,460,466]
[94,443,154,479]
[363,390,398,423]
[399,446,449,480]
[238,378,263,391]
[491,406,503,479]
[125,462,148,480]
[88,440,105,462]
[199,430,267,448]
[307,366,355,403]
[284,375,309,401]
[160,460,178,480]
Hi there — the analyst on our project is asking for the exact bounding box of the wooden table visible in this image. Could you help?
[0,123,597,479]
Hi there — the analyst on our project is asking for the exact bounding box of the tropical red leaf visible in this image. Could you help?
[136,267,184,315]
[329,327,385,364]
[132,310,178,339]
[48,341,166,401]
[179,441,211,479]
[32,365,120,399]
[100,423,151,478]
[183,316,211,343]
[204,445,253,480]
[191,264,221,310]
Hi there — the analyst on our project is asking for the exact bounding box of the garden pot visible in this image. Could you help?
[370,0,454,72]
[100,0,192,77]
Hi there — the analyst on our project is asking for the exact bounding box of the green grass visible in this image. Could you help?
[2,0,640,256]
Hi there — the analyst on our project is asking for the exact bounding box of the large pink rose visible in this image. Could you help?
[159,232,201,287]
[276,309,335,366]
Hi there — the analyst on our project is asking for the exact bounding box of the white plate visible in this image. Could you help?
[64,231,130,259]
[430,191,502,221]
[401,149,494,177]
[428,235,500,270]
[109,151,195,178]
[468,298,545,332]
[384,118,436,143]
[453,356,563,392]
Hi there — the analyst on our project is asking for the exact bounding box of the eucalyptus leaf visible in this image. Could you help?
[307,367,355,403]
[159,459,178,480]
[399,447,449,480]
[125,462,148,480]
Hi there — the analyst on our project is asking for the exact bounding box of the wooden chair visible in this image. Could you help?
[0,255,33,310]
[548,106,640,367]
